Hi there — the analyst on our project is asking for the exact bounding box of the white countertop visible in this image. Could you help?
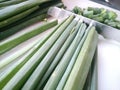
[98,35,120,90]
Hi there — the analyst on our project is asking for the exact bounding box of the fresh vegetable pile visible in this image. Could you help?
[0,15,98,90]
[73,6,120,29]
[0,1,98,89]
